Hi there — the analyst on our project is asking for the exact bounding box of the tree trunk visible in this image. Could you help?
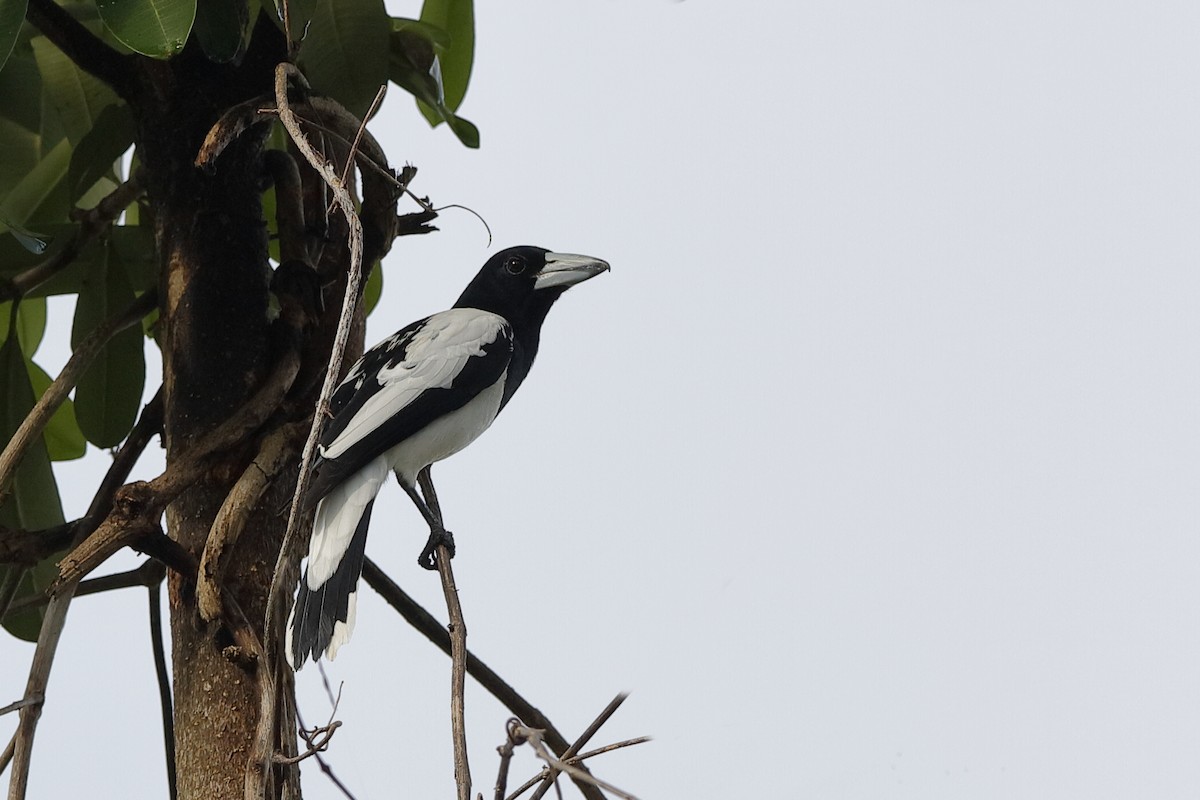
[131,25,296,800]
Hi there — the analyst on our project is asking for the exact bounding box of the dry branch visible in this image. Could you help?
[247,64,374,800]
[436,546,472,800]
[360,560,608,800]
[6,592,72,800]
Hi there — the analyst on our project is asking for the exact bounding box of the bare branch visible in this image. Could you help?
[147,582,177,800]
[197,421,305,623]
[271,721,341,766]
[359,560,609,800]
[530,694,629,800]
[6,592,72,800]
[0,289,157,506]
[0,697,42,718]
[248,64,370,800]
[4,559,164,619]
[435,545,472,800]
[515,724,641,800]
[569,736,653,765]
[294,710,358,800]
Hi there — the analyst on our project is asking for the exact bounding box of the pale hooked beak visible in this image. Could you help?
[534,252,611,291]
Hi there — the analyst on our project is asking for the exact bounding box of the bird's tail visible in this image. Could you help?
[286,456,389,668]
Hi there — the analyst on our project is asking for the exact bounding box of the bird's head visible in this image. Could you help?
[454,246,610,323]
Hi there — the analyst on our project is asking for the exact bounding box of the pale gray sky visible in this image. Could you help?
[7,1,1200,798]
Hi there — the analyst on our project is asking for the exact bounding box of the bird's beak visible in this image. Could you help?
[534,253,611,290]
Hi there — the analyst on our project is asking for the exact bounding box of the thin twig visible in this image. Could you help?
[359,560,607,800]
[295,710,358,800]
[505,736,651,800]
[530,694,629,800]
[436,546,472,800]
[516,725,640,800]
[6,591,73,800]
[0,736,12,777]
[271,721,341,765]
[570,736,652,764]
[0,697,41,718]
[0,290,157,506]
[494,718,523,800]
[335,85,387,200]
[248,63,368,800]
[4,559,164,618]
[147,582,177,800]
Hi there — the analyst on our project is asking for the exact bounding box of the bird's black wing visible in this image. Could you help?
[305,308,513,505]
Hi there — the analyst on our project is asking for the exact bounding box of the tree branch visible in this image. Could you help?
[529,693,628,800]
[436,546,472,800]
[24,0,135,95]
[360,560,607,800]
[3,559,163,618]
[197,420,305,623]
[6,592,72,800]
[0,290,157,507]
[247,64,370,800]
[514,719,641,800]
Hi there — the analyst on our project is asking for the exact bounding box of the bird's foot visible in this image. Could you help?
[418,528,456,570]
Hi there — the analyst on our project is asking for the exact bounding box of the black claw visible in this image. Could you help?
[417,529,456,570]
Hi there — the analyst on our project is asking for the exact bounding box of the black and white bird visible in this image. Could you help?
[286,246,609,668]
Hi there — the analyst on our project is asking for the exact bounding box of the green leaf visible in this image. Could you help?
[0,336,67,642]
[296,0,389,121]
[193,0,256,63]
[0,298,46,356]
[30,35,121,145]
[70,239,145,447]
[417,0,472,114]
[363,260,381,315]
[391,17,449,50]
[67,103,134,202]
[0,0,27,75]
[388,24,478,148]
[0,137,71,235]
[95,0,196,58]
[28,359,86,461]
[442,113,478,148]
[0,51,44,136]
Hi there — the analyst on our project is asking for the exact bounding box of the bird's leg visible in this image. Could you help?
[399,468,455,570]
[417,465,442,522]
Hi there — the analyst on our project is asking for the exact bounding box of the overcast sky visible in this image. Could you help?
[6,1,1200,798]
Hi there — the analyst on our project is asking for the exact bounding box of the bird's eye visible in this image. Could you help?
[504,257,526,275]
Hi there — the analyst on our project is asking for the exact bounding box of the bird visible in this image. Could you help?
[286,245,609,668]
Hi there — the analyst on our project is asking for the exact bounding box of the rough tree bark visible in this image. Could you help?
[129,21,300,800]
